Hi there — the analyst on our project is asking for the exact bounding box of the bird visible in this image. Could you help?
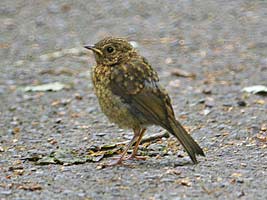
[84,37,205,166]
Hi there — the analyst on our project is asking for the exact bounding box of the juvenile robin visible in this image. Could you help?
[84,37,205,166]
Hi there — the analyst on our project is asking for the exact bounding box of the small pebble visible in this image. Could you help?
[95,132,106,137]
[237,100,247,107]
[55,118,62,124]
[74,93,83,100]
[165,57,173,64]
[237,190,245,198]
[202,88,212,94]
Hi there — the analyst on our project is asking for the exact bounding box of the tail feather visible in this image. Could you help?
[167,119,205,164]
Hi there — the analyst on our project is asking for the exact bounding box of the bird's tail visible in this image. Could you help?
[166,119,205,164]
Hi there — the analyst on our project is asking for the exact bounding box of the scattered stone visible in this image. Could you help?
[165,57,173,64]
[242,85,267,95]
[201,109,211,116]
[260,124,267,132]
[18,183,42,191]
[202,87,212,94]
[237,100,247,107]
[23,82,68,92]
[55,118,62,124]
[96,132,106,137]
[176,178,191,187]
[237,190,245,198]
[74,93,83,100]
[170,68,196,78]
[205,97,215,108]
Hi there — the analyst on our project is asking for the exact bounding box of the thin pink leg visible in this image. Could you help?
[103,128,140,166]
[126,128,147,160]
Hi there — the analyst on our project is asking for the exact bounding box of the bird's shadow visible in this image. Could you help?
[138,157,193,168]
[101,156,193,169]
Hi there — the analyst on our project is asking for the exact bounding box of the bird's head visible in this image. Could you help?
[84,37,135,66]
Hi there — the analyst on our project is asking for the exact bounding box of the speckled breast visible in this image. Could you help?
[91,65,141,129]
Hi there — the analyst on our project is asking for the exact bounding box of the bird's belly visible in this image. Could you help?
[93,80,141,129]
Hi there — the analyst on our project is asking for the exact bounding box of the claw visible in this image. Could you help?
[103,159,123,166]
[125,155,147,160]
[101,128,147,167]
[102,158,132,167]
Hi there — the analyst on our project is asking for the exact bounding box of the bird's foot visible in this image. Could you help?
[102,155,146,167]
[102,159,123,167]
[103,156,132,167]
[125,154,147,161]
[112,154,147,161]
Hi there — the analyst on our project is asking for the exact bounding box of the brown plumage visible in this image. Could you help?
[84,37,205,165]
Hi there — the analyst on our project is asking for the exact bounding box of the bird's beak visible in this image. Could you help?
[84,45,103,55]
[84,45,94,50]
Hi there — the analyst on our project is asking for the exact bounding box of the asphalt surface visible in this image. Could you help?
[1,1,267,199]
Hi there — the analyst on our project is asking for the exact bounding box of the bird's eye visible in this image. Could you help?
[106,46,114,53]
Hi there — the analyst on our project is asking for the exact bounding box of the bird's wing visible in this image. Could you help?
[109,57,174,128]
[110,57,205,163]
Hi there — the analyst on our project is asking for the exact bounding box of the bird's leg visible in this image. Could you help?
[104,128,140,166]
[126,128,147,160]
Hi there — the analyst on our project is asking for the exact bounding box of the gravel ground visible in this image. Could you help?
[1,1,267,199]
